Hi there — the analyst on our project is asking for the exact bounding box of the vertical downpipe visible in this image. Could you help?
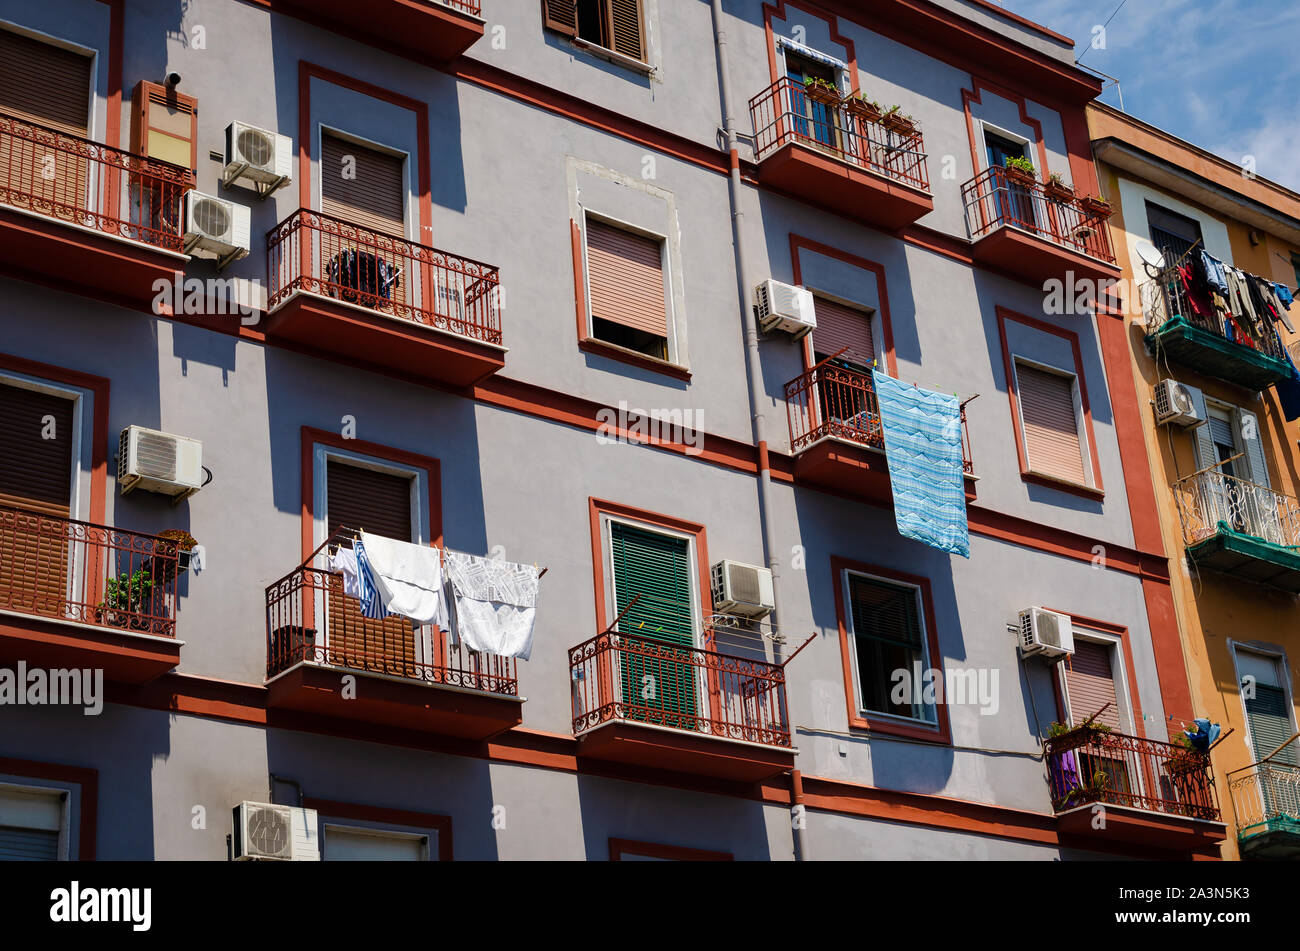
[709,0,807,861]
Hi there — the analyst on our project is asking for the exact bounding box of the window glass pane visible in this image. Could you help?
[847,574,932,722]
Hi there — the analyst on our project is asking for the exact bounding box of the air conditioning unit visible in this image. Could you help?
[755,279,816,340]
[711,560,776,619]
[232,801,319,861]
[183,190,251,269]
[1154,378,1203,428]
[1018,607,1075,660]
[117,426,204,501]
[221,121,292,196]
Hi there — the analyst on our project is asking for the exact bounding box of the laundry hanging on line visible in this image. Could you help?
[443,550,542,661]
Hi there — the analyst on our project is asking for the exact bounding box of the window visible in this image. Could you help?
[783,49,842,150]
[1146,201,1203,266]
[0,784,67,861]
[1062,639,1125,730]
[320,132,406,238]
[609,838,733,861]
[812,296,874,370]
[324,825,429,861]
[1291,254,1300,292]
[584,216,672,361]
[1014,360,1088,486]
[844,571,934,724]
[1236,649,1297,766]
[543,0,645,63]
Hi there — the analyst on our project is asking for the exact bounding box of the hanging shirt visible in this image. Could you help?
[329,547,361,598]
[358,531,448,626]
[352,536,390,620]
[443,550,542,660]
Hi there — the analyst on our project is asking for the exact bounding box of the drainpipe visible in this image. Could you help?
[709,0,807,861]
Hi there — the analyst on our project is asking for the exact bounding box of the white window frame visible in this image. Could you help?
[841,568,936,727]
[1011,356,1094,488]
[0,778,74,861]
[581,209,678,366]
[321,820,434,861]
[776,36,850,93]
[314,125,414,238]
[1229,641,1298,764]
[807,289,880,368]
[977,120,1032,174]
[1056,630,1136,735]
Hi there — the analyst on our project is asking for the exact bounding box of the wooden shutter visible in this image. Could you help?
[847,574,927,719]
[606,0,644,61]
[1017,363,1086,484]
[321,133,405,238]
[586,219,668,337]
[130,81,198,171]
[1065,640,1122,730]
[542,0,578,36]
[1235,408,1270,487]
[610,522,696,725]
[1246,684,1298,766]
[813,297,874,368]
[325,461,416,677]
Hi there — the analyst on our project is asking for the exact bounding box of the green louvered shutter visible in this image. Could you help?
[1247,684,1298,765]
[610,522,697,727]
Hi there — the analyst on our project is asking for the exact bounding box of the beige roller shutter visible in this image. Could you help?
[813,297,874,368]
[320,132,406,238]
[1065,640,1122,730]
[586,219,668,338]
[0,29,91,135]
[1017,362,1086,484]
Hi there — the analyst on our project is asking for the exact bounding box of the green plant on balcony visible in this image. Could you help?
[802,76,841,105]
[880,105,917,136]
[96,568,160,631]
[1079,194,1113,219]
[844,92,882,123]
[1044,171,1075,202]
[1003,155,1037,183]
[1046,718,1114,739]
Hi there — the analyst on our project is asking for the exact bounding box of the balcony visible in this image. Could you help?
[265,210,505,388]
[784,358,974,504]
[1143,266,1291,390]
[1045,726,1225,853]
[0,505,183,684]
[264,531,522,740]
[748,79,933,230]
[0,112,192,308]
[962,167,1118,285]
[569,630,795,783]
[282,0,484,64]
[1228,760,1300,858]
[1173,470,1300,592]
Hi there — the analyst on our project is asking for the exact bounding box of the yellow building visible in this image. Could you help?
[1089,102,1300,859]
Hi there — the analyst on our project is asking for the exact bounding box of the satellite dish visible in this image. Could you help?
[1136,240,1165,271]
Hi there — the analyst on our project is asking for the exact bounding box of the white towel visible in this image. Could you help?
[443,550,541,660]
[329,547,361,598]
[358,531,448,626]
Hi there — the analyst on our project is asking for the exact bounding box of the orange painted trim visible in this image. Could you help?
[304,797,453,861]
[100,0,124,149]
[0,352,110,526]
[996,306,1105,496]
[0,756,98,859]
[789,234,898,377]
[609,837,733,861]
[297,61,433,242]
[830,556,953,745]
[962,79,1050,179]
[299,426,443,562]
[763,1,858,86]
[570,218,587,343]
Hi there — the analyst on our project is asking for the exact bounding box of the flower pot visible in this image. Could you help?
[802,82,840,106]
[844,98,882,124]
[1080,196,1112,219]
[1003,166,1035,186]
[881,113,916,136]
[1044,181,1074,203]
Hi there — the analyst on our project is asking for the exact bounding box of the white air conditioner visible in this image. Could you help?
[1018,607,1075,660]
[221,121,293,196]
[117,425,204,501]
[232,801,319,861]
[755,279,816,340]
[1153,378,1203,428]
[183,190,251,268]
[711,560,776,619]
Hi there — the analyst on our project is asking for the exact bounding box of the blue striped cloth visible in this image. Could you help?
[353,537,390,619]
[872,370,970,558]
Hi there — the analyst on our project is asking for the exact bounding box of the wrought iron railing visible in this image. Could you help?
[0,504,180,637]
[748,78,929,192]
[1142,263,1287,361]
[264,528,517,696]
[1228,760,1300,840]
[0,111,192,252]
[266,209,503,345]
[433,0,480,13]
[1045,726,1220,821]
[784,359,973,473]
[569,630,791,747]
[1172,469,1300,550]
[962,166,1115,264]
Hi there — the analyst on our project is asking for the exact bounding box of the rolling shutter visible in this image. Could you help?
[609,522,696,724]
[542,0,578,36]
[130,81,198,171]
[325,461,416,676]
[1246,684,1298,766]
[0,826,58,860]
[0,787,63,861]
[586,219,668,338]
[1065,640,1122,730]
[1017,363,1086,484]
[813,297,874,368]
[607,0,644,61]
[321,133,406,239]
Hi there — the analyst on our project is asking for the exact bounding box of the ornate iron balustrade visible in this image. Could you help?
[568,630,791,747]
[266,208,503,345]
[1172,469,1300,549]
[784,359,973,473]
[748,78,930,191]
[1228,761,1300,840]
[1044,726,1220,821]
[1142,263,1287,361]
[435,0,480,13]
[0,111,193,252]
[264,530,517,696]
[962,166,1115,264]
[0,504,180,637]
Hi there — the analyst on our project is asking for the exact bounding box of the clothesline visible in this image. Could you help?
[324,524,547,577]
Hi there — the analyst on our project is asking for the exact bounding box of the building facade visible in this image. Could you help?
[0,0,1226,860]
[1090,102,1300,861]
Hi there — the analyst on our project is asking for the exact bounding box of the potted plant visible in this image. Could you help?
[96,568,160,631]
[802,76,840,106]
[843,92,882,124]
[1002,155,1036,184]
[880,105,916,136]
[1044,171,1074,202]
[1079,194,1113,219]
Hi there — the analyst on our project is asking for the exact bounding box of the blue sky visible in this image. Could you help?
[995,0,1300,191]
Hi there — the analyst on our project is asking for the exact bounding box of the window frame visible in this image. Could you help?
[978,121,1031,173]
[315,124,414,243]
[1055,629,1137,734]
[809,291,879,370]
[322,823,431,861]
[0,369,87,522]
[545,0,653,73]
[609,837,734,860]
[1229,641,1298,764]
[305,796,452,861]
[600,512,702,649]
[1011,356,1093,490]
[0,776,78,861]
